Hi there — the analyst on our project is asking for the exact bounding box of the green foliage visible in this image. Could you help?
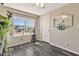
[0,15,10,36]
[0,15,10,55]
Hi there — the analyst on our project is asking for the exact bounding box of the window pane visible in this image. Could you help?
[25,18,35,32]
[12,16,35,36]
[13,16,25,26]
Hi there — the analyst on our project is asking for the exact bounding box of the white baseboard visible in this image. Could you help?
[49,42,79,55]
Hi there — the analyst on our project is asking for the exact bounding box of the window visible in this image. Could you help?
[12,16,35,36]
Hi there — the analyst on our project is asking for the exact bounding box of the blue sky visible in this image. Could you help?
[13,16,34,27]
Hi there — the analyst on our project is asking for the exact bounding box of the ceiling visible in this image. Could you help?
[4,3,68,15]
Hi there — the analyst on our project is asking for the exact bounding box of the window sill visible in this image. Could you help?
[13,32,35,37]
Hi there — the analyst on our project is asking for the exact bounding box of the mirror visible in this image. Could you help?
[53,14,73,30]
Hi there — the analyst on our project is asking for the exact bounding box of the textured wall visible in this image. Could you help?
[49,3,79,54]
[40,3,79,55]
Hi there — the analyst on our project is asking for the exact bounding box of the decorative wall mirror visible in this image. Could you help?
[53,14,73,30]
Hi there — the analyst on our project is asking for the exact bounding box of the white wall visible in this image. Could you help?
[40,14,50,42]
[40,4,79,55]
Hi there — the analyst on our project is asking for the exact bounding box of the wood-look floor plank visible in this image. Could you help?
[7,41,78,56]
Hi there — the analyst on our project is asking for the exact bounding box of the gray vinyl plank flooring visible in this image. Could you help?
[7,41,78,56]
